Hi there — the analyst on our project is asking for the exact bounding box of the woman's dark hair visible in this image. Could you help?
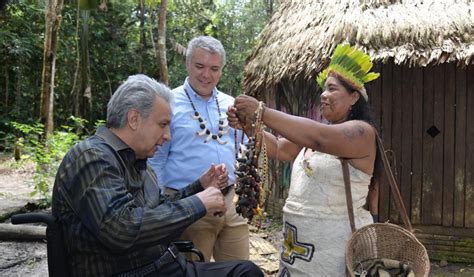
[338,77,383,185]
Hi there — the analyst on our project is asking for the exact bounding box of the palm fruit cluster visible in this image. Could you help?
[234,137,263,222]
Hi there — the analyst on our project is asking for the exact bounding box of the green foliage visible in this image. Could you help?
[210,1,269,96]
[166,0,269,96]
[94,119,106,129]
[0,0,272,137]
[0,0,276,209]
[10,117,91,205]
[0,1,44,123]
[79,0,99,10]
[0,131,15,152]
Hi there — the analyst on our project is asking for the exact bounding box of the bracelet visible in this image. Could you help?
[254,101,265,124]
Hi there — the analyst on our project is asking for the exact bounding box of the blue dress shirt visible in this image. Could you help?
[148,78,245,190]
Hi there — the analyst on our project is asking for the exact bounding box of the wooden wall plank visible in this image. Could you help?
[368,63,383,221]
[454,66,467,227]
[422,66,435,225]
[432,65,444,225]
[380,61,393,222]
[400,65,413,223]
[390,64,403,223]
[465,65,474,228]
[411,67,424,225]
[369,63,383,129]
[443,63,456,227]
[413,224,474,237]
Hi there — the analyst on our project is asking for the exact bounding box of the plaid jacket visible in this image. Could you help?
[52,127,206,276]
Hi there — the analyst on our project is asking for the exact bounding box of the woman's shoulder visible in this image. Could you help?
[343,120,377,137]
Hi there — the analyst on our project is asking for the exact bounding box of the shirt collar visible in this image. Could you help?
[96,126,129,151]
[95,126,147,171]
[184,77,218,102]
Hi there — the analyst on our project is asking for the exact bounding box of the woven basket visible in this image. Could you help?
[346,223,430,277]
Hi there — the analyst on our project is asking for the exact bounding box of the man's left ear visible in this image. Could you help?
[127,109,141,130]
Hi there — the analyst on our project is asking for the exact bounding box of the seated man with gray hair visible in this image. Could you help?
[52,74,263,276]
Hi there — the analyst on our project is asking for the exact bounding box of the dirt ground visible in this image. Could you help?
[1,155,474,276]
[0,156,48,276]
[0,241,48,276]
[0,159,38,214]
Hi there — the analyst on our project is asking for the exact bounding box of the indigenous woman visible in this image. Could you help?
[228,44,382,276]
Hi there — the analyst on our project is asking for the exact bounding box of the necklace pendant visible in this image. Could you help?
[197,128,208,136]
[184,88,228,145]
[216,136,227,145]
[204,133,213,143]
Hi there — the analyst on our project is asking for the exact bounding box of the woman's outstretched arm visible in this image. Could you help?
[227,105,301,162]
[234,95,375,160]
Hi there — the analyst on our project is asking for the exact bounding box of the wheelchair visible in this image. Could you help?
[11,212,204,277]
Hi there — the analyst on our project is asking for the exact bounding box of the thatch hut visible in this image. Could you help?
[244,0,474,262]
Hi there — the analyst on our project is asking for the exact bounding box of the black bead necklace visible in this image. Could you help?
[184,89,229,144]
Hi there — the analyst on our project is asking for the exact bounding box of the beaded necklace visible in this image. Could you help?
[184,88,229,144]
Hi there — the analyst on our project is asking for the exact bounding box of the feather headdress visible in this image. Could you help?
[316,44,380,101]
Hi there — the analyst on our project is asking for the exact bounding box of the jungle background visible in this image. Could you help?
[0,0,284,274]
[0,0,473,275]
[0,0,275,202]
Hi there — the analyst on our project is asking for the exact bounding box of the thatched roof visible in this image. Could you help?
[244,0,474,96]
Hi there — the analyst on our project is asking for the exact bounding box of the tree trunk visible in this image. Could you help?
[139,0,145,73]
[0,224,46,241]
[265,0,274,19]
[79,10,92,121]
[4,66,8,116]
[40,0,64,136]
[149,10,157,58]
[71,1,81,118]
[15,68,20,117]
[14,137,21,161]
[158,0,169,85]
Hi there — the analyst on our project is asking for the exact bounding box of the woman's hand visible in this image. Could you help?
[234,95,260,121]
[226,105,243,130]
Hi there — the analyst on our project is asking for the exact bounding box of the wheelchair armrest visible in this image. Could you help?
[173,240,194,251]
[173,240,205,262]
[11,213,55,226]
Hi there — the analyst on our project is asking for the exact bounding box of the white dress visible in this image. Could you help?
[279,150,373,276]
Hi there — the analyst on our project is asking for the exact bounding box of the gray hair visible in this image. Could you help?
[107,74,173,129]
[186,36,226,66]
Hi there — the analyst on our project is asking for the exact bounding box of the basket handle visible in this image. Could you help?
[376,134,413,232]
[341,133,413,233]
